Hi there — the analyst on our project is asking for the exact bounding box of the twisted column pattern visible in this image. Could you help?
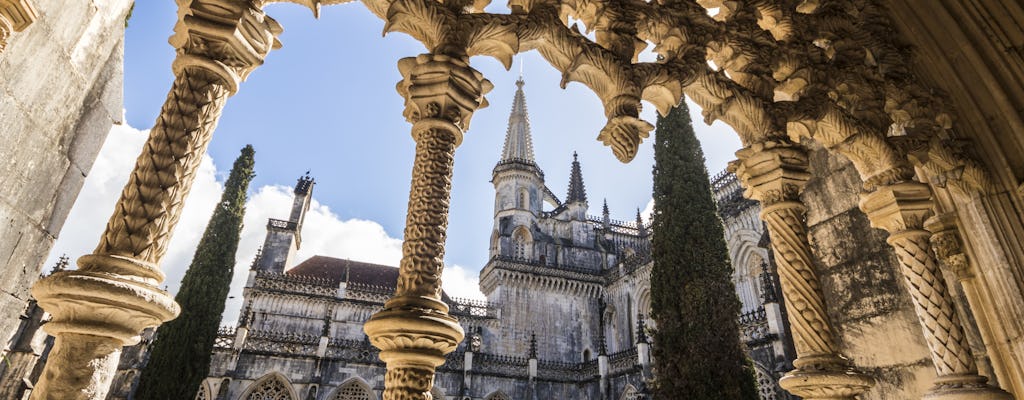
[761,201,839,358]
[888,230,976,376]
[395,127,457,299]
[96,67,229,263]
[861,181,1011,399]
[733,140,872,399]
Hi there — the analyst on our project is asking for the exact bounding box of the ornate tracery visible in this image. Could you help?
[245,375,295,400]
[330,380,374,400]
[21,0,1022,399]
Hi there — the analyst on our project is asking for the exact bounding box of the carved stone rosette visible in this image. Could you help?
[860,181,1011,400]
[364,53,491,400]
[28,2,281,399]
[732,140,873,400]
[0,0,36,52]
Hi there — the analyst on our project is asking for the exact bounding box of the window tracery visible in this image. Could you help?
[246,376,294,400]
[330,380,373,400]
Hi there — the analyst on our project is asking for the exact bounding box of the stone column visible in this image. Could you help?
[732,140,873,400]
[28,2,281,399]
[364,53,491,400]
[860,181,1012,400]
[0,0,36,52]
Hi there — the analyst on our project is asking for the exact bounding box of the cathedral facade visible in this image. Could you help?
[96,80,793,400]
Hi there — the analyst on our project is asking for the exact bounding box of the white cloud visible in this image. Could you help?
[47,120,484,327]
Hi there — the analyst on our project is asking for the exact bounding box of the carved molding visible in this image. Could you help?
[0,0,36,52]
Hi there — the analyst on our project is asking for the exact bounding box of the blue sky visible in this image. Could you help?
[47,2,742,322]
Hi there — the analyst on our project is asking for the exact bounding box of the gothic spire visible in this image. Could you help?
[499,78,535,163]
[636,208,647,236]
[566,152,587,203]
[602,199,610,227]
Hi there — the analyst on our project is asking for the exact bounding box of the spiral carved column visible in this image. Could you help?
[364,53,492,400]
[28,2,281,399]
[732,140,873,400]
[860,181,1011,400]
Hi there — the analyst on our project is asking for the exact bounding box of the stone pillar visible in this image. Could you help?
[926,213,1001,386]
[732,140,873,400]
[0,0,36,52]
[363,53,491,400]
[860,181,1012,400]
[27,2,281,399]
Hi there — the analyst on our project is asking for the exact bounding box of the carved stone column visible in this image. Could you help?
[860,181,1012,400]
[364,53,491,400]
[28,2,281,399]
[0,0,36,52]
[732,140,873,400]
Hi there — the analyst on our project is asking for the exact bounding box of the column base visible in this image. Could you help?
[779,355,873,400]
[923,375,1013,400]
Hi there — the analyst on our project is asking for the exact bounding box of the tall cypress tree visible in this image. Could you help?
[649,102,758,399]
[135,145,255,400]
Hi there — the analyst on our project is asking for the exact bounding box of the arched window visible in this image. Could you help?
[619,384,644,400]
[329,379,374,400]
[485,392,510,400]
[512,227,531,260]
[583,348,591,361]
[518,188,529,209]
[244,375,295,400]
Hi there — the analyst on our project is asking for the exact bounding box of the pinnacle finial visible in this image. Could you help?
[567,152,587,203]
[529,332,538,359]
[636,313,649,344]
[636,208,647,236]
[50,254,69,275]
[500,79,535,163]
[295,172,315,195]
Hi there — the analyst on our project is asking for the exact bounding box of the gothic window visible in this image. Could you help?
[583,348,591,361]
[485,392,510,400]
[512,227,531,260]
[619,385,644,400]
[216,379,231,400]
[518,188,529,209]
[245,375,294,400]
[754,362,779,400]
[330,379,373,400]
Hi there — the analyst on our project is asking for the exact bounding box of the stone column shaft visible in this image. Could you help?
[28,2,280,398]
[365,53,491,400]
[732,140,872,400]
[860,181,1011,399]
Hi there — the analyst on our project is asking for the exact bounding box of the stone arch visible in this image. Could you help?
[195,380,212,400]
[619,384,643,400]
[327,378,375,400]
[216,378,232,400]
[484,391,510,400]
[753,361,780,400]
[512,226,532,260]
[729,230,769,311]
[239,373,297,400]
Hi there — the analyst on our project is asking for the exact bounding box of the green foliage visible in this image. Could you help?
[649,102,759,400]
[134,145,256,400]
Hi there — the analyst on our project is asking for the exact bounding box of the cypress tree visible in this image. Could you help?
[135,145,256,400]
[649,102,758,399]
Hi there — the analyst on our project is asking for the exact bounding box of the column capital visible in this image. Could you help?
[925,213,973,280]
[170,0,283,93]
[731,139,811,206]
[0,0,37,51]
[859,180,933,236]
[396,53,493,144]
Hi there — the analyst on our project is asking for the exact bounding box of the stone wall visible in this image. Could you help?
[0,0,132,347]
[801,141,936,399]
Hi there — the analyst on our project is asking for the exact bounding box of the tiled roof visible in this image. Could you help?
[287,255,399,288]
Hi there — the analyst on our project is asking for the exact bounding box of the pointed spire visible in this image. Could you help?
[636,313,649,344]
[500,78,535,163]
[250,246,263,270]
[636,208,647,236]
[529,332,538,359]
[566,152,587,203]
[602,199,610,227]
[295,172,314,195]
[50,254,69,275]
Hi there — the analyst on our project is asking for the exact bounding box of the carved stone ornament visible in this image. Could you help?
[733,141,873,400]
[925,213,973,281]
[861,182,1011,399]
[0,0,36,52]
[28,1,283,398]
